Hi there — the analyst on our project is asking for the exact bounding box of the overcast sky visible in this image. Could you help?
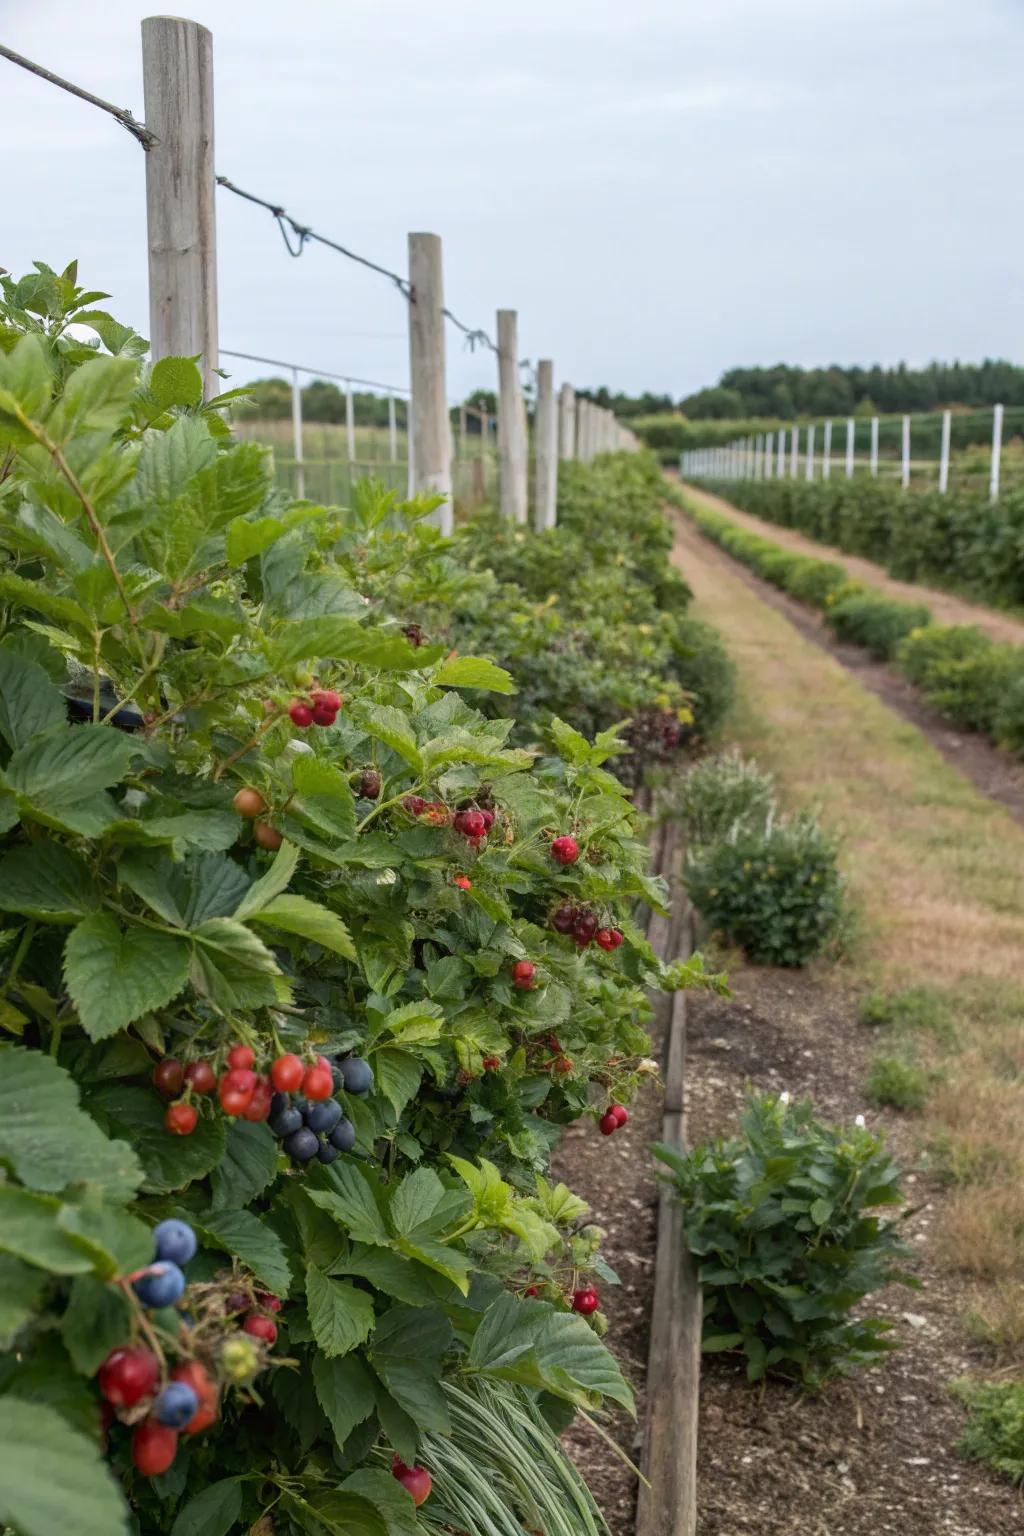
[2,0,1021,404]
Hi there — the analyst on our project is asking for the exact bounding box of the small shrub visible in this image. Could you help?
[670,750,775,848]
[898,625,1014,734]
[952,1379,1024,1482]
[785,559,849,608]
[654,1093,911,1386]
[866,1053,929,1111]
[684,810,845,966]
[668,615,737,742]
[825,595,933,660]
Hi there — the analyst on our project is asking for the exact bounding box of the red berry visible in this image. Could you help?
[524,1285,540,1297]
[572,1287,600,1315]
[170,1361,218,1434]
[132,1419,178,1476]
[455,809,486,837]
[243,1313,278,1345]
[479,808,495,830]
[243,1076,273,1122]
[302,1064,333,1101]
[551,835,580,865]
[553,1056,573,1075]
[392,1456,433,1507]
[551,904,577,934]
[359,768,382,800]
[257,1291,283,1313]
[454,875,472,890]
[184,1060,215,1095]
[233,786,267,819]
[98,1347,159,1408]
[289,700,314,728]
[253,821,283,850]
[403,795,428,815]
[311,688,342,712]
[611,1103,629,1127]
[482,1055,501,1070]
[595,929,616,951]
[311,701,338,727]
[271,1053,304,1092]
[153,1059,184,1098]
[574,912,598,942]
[219,1067,257,1116]
[424,801,450,826]
[165,1101,198,1136]
[512,960,536,990]
[227,1044,255,1070]
[599,1111,619,1137]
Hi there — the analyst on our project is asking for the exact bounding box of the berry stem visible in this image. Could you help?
[212,711,282,781]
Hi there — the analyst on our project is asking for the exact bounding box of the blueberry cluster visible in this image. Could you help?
[268,1055,372,1165]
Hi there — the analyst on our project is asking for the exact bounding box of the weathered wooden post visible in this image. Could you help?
[142,16,219,397]
[534,359,558,530]
[407,233,453,533]
[496,310,529,522]
[559,383,576,460]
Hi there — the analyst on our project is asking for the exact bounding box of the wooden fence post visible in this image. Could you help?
[142,16,219,397]
[558,384,576,460]
[407,233,452,533]
[990,403,1004,501]
[938,408,951,493]
[534,359,558,530]
[497,310,529,523]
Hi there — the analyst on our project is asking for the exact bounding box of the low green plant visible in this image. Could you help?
[866,1053,929,1111]
[654,1093,911,1386]
[825,595,932,660]
[858,986,958,1044]
[952,1379,1024,1482]
[684,810,845,966]
[670,750,775,848]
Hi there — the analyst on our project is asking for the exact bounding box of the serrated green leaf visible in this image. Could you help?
[191,917,287,1010]
[6,724,138,803]
[195,1207,291,1295]
[118,848,250,928]
[233,839,300,918]
[0,1254,48,1346]
[86,1083,225,1194]
[373,1048,423,1119]
[0,840,99,921]
[150,355,204,412]
[354,704,423,772]
[248,893,356,959]
[432,655,516,694]
[306,1169,390,1246]
[60,1274,133,1374]
[0,333,52,415]
[210,1120,280,1210]
[0,1400,130,1536]
[466,1292,634,1412]
[135,414,217,505]
[312,1353,377,1448]
[64,914,191,1039]
[305,1263,375,1357]
[168,1478,243,1536]
[0,648,67,750]
[0,571,93,633]
[0,1186,94,1274]
[291,754,357,840]
[57,1194,152,1279]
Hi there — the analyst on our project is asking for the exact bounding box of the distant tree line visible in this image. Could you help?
[680,361,1024,420]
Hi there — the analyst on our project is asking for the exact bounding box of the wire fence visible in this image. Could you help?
[681,403,1023,500]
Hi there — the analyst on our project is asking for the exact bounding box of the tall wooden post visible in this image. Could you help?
[558,383,576,460]
[142,16,219,397]
[497,310,528,522]
[407,233,452,532]
[534,359,558,530]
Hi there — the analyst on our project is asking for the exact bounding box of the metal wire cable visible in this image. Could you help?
[0,44,157,148]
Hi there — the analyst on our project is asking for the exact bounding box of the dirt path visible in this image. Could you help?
[681,481,1024,647]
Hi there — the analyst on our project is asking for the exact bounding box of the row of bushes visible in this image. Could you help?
[0,263,724,1536]
[683,498,1024,755]
[698,476,1024,611]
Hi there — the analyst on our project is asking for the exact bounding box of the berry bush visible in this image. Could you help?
[0,263,718,1535]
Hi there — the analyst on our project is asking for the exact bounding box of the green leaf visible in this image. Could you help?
[191,917,287,1010]
[118,848,250,928]
[548,716,594,766]
[210,1120,280,1210]
[248,893,356,959]
[291,754,357,840]
[57,1194,153,1278]
[116,807,241,854]
[0,840,99,921]
[169,1479,243,1536]
[270,1366,329,1453]
[0,1186,94,1274]
[305,1263,376,1357]
[51,354,137,435]
[354,704,423,772]
[0,571,93,633]
[373,1048,423,1119]
[298,1491,389,1536]
[6,724,138,804]
[307,1169,390,1246]
[150,356,204,412]
[0,1400,129,1536]
[233,839,300,918]
[0,1045,142,1199]
[0,1254,48,1346]
[432,655,516,694]
[135,414,217,505]
[467,1292,634,1412]
[368,1305,453,1435]
[0,648,67,750]
[64,914,191,1039]
[312,1353,377,1448]
[60,1275,133,1373]
[87,1083,225,1194]
[0,333,53,417]
[338,1471,421,1536]
[195,1207,291,1296]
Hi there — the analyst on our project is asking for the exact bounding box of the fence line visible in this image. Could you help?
[3,17,637,530]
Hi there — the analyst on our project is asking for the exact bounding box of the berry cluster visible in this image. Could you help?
[268,1054,371,1165]
[598,1103,629,1137]
[550,903,623,952]
[154,1044,357,1138]
[99,1220,280,1477]
[288,688,342,730]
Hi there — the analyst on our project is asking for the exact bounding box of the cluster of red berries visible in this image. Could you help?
[550,903,623,952]
[288,688,342,729]
[453,805,495,851]
[155,1045,336,1136]
[598,1103,629,1136]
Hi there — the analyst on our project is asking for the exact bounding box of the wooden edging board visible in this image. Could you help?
[635,808,702,1536]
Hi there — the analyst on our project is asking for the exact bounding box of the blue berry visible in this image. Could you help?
[304,1099,342,1134]
[339,1057,373,1096]
[152,1219,197,1268]
[283,1127,320,1162]
[133,1261,187,1309]
[329,1117,356,1152]
[270,1091,291,1118]
[154,1382,199,1429]
[270,1105,303,1137]
[317,1139,340,1164]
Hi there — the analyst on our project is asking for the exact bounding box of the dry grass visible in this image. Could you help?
[672,512,1024,1332]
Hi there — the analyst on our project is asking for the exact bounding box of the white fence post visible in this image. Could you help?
[535,359,558,530]
[764,433,773,480]
[939,408,951,493]
[345,381,356,468]
[777,428,786,477]
[990,403,1004,501]
[789,425,799,478]
[142,16,219,397]
[870,416,879,477]
[822,419,832,480]
[806,424,815,481]
[388,392,398,464]
[845,417,855,477]
[290,367,305,499]
[558,383,576,460]
[497,309,529,522]
[407,233,453,531]
[901,414,911,489]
